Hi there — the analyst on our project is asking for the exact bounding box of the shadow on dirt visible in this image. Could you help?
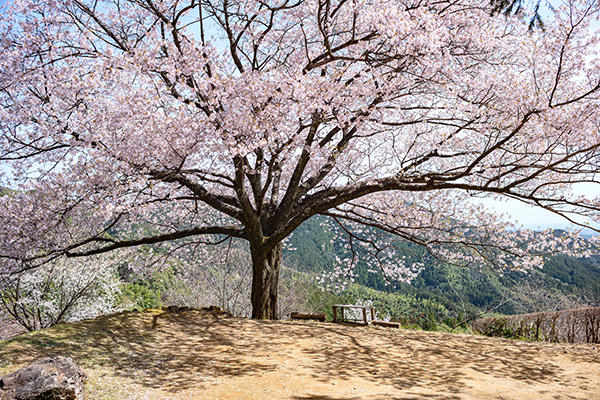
[1,309,598,396]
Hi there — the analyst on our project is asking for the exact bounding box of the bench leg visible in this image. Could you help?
[363,308,367,325]
[333,306,337,322]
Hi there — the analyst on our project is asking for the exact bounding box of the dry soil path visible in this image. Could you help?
[0,309,598,400]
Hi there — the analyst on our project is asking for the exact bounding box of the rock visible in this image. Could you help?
[206,306,231,316]
[167,305,192,313]
[166,305,230,316]
[167,305,180,313]
[0,356,86,400]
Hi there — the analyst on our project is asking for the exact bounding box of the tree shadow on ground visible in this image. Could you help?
[2,309,281,392]
[0,309,598,398]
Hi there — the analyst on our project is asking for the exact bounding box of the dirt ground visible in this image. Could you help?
[0,308,599,400]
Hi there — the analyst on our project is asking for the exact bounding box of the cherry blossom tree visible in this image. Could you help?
[0,0,599,319]
[0,254,122,331]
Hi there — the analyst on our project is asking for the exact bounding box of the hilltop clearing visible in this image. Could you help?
[0,309,598,400]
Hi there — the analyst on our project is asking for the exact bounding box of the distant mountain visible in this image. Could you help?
[284,216,600,322]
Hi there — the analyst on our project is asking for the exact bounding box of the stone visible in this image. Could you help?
[207,305,229,315]
[166,305,180,313]
[166,305,192,313]
[0,356,86,400]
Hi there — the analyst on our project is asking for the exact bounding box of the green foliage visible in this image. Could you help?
[538,255,600,298]
[117,268,176,309]
[118,282,162,309]
[305,288,343,321]
[284,216,337,273]
[330,284,447,330]
[116,261,189,310]
[113,215,599,326]
[479,317,522,339]
[285,216,600,327]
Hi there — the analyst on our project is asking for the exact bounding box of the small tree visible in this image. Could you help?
[162,243,325,317]
[161,245,254,315]
[0,0,599,319]
[508,271,592,314]
[0,255,122,331]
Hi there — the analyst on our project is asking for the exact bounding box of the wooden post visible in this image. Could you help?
[372,320,401,328]
[333,306,338,322]
[362,307,367,325]
[370,307,374,322]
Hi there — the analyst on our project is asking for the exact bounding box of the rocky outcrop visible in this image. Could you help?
[0,356,86,400]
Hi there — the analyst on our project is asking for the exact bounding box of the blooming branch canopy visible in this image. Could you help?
[0,0,599,318]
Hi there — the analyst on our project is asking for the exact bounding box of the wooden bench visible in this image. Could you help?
[290,312,326,322]
[332,304,374,325]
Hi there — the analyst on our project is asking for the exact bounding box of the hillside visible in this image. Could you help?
[285,216,600,323]
[1,308,599,400]
[3,210,597,332]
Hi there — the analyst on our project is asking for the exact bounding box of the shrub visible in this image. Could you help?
[472,307,600,343]
[119,282,163,310]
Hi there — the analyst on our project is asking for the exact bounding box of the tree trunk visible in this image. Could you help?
[250,242,282,319]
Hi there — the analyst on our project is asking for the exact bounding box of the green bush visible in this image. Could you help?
[119,282,162,309]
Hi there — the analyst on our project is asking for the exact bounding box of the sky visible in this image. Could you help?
[481,195,599,232]
[0,0,598,233]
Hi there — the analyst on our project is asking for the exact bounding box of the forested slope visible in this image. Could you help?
[284,216,600,324]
